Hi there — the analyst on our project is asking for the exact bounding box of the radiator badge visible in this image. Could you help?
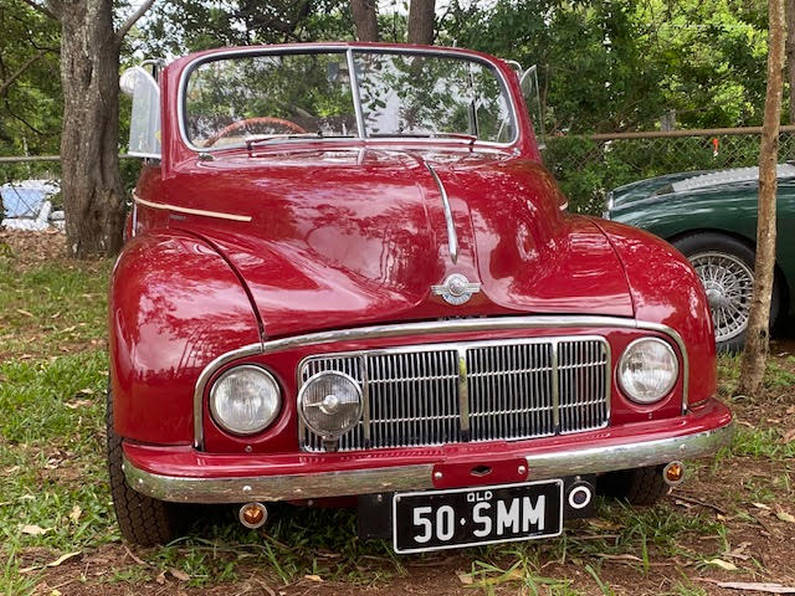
[431,273,481,305]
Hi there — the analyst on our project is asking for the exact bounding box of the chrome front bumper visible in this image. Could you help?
[123,420,734,504]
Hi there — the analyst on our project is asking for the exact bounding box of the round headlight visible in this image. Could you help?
[209,365,281,435]
[618,338,679,404]
[298,371,362,438]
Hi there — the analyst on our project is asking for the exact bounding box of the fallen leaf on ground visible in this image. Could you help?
[123,545,150,567]
[781,428,795,444]
[20,524,50,536]
[19,551,81,572]
[776,510,795,523]
[304,574,323,582]
[588,518,624,531]
[698,579,795,593]
[706,558,738,571]
[727,542,752,561]
[65,399,92,409]
[252,578,277,596]
[169,567,190,581]
[16,309,34,318]
[155,570,166,585]
[597,553,643,562]
[68,504,81,523]
[752,502,772,511]
[457,573,473,585]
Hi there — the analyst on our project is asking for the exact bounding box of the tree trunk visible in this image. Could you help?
[788,0,795,122]
[737,0,785,397]
[350,0,378,41]
[58,0,126,257]
[407,0,435,45]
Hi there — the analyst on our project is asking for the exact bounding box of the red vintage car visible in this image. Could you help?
[112,43,733,552]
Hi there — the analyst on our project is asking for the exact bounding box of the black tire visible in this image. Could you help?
[598,465,669,506]
[672,232,781,353]
[107,387,179,546]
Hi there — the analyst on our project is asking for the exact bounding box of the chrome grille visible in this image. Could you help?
[467,342,555,442]
[558,339,610,433]
[299,336,610,452]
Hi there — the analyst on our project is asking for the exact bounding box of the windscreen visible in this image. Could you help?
[184,49,516,149]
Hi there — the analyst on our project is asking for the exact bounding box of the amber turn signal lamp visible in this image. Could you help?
[663,461,685,486]
[239,502,268,529]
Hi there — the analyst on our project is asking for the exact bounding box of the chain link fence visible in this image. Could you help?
[2,127,792,225]
[545,126,795,214]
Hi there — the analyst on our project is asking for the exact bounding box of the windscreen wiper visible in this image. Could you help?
[369,132,478,147]
[245,133,354,154]
[429,132,478,145]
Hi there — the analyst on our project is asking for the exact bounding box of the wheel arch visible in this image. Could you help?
[109,230,262,445]
[666,228,791,320]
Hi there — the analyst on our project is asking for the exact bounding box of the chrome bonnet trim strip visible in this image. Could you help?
[424,161,458,264]
[192,315,690,449]
[133,193,252,222]
[127,421,733,503]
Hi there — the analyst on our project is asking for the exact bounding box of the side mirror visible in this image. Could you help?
[120,66,161,159]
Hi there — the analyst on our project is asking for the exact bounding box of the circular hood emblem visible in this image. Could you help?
[431,273,482,305]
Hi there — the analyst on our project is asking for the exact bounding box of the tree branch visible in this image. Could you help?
[116,0,155,41]
[0,49,47,97]
[19,0,56,20]
[4,99,45,135]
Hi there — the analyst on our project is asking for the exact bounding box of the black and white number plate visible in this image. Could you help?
[392,479,563,554]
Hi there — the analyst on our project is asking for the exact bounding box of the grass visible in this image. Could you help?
[0,233,793,595]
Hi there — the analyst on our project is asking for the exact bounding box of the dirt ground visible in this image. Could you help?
[1,230,793,596]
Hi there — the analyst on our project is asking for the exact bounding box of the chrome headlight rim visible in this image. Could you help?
[209,364,282,436]
[618,337,679,405]
[297,370,363,439]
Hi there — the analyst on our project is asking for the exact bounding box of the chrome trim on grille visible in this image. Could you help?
[457,347,470,435]
[126,420,734,503]
[193,315,689,449]
[298,336,609,451]
[550,341,560,430]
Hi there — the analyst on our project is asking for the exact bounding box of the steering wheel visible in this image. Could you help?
[204,116,307,147]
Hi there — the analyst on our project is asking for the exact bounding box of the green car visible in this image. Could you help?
[604,165,795,352]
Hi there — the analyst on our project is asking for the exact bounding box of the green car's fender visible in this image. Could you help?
[607,174,795,312]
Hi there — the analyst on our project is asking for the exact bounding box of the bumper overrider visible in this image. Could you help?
[123,398,733,504]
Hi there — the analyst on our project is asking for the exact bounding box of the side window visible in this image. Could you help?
[120,66,161,158]
[520,65,545,149]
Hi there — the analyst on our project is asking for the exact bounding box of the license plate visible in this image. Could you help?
[392,479,563,554]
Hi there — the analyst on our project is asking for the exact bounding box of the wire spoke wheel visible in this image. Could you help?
[689,251,754,343]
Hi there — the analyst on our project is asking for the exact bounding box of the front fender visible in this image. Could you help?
[593,219,717,407]
[109,231,261,444]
